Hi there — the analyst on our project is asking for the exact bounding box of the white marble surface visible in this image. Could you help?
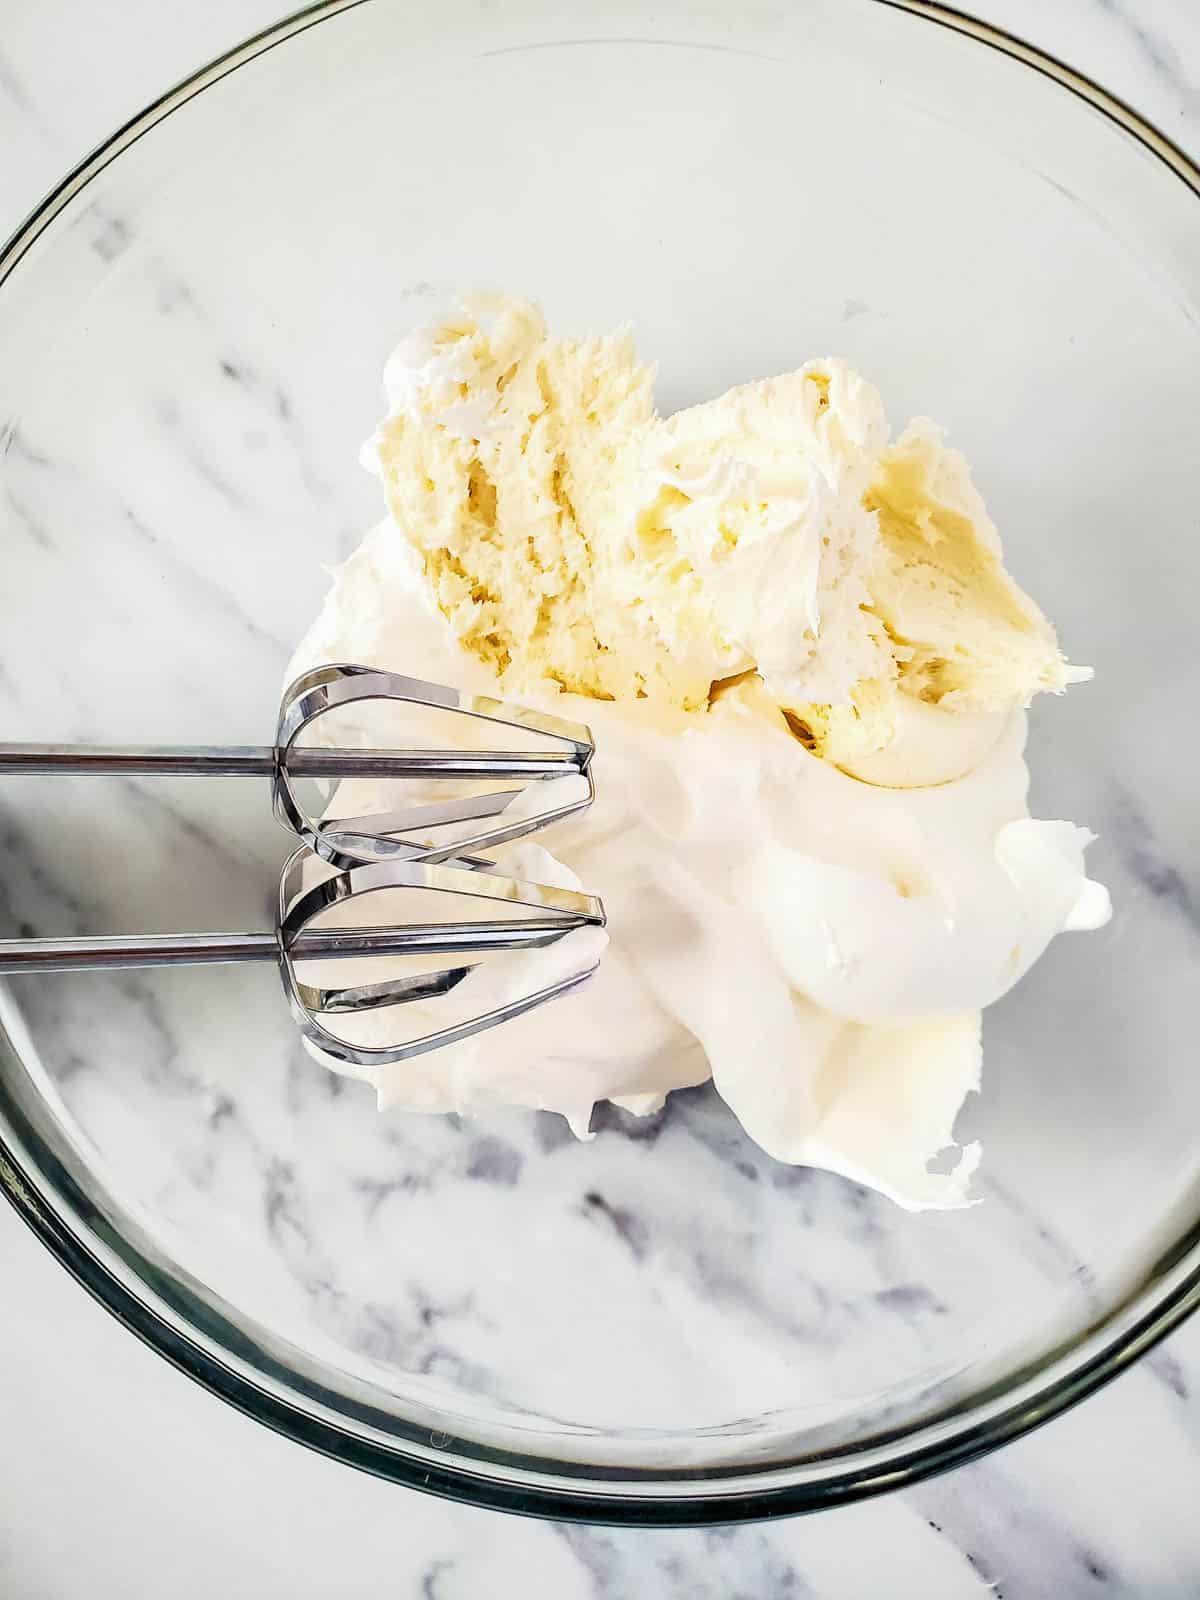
[2,1,1200,1595]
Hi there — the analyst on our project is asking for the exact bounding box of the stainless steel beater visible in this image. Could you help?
[0,846,605,1066]
[0,663,604,1065]
[0,662,596,869]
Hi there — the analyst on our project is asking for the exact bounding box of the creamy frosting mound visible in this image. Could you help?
[365,292,1086,785]
[290,294,1111,1211]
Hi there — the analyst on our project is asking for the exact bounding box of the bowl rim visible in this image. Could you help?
[2,0,1199,1524]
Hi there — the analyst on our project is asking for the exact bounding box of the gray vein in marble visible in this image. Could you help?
[152,395,252,511]
[118,500,291,656]
[236,1067,973,1426]
[206,1090,237,1130]
[354,1173,428,1217]
[914,1458,1127,1600]
[581,1189,649,1260]
[1,425,52,468]
[2,487,53,550]
[3,435,61,552]
[118,776,277,882]
[345,1293,498,1397]
[150,1058,263,1185]
[110,971,211,1097]
[265,1156,310,1257]
[215,351,337,506]
[590,1084,985,1346]
[557,1524,816,1600]
[146,258,202,318]
[686,1240,839,1352]
[285,1048,347,1113]
[88,209,133,265]
[40,1043,89,1086]
[1095,0,1200,119]
[3,420,295,660]
[250,1140,513,1401]
[1109,784,1199,930]
[420,1559,455,1600]
[874,1282,949,1319]
[1146,1344,1191,1401]
[465,1133,523,1186]
[0,45,40,118]
[0,810,105,935]
[136,254,339,509]
[603,1087,766,1188]
[978,1172,1100,1307]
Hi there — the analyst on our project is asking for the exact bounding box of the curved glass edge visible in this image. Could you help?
[2,0,1200,1522]
[884,0,1200,199]
[1,0,1198,298]
[3,1111,1199,1522]
[0,0,370,295]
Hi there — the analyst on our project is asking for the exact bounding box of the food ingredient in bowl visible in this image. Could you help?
[289,294,1110,1210]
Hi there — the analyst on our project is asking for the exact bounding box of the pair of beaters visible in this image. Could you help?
[0,664,604,1070]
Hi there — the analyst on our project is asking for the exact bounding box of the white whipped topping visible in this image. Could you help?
[287,520,1110,1211]
[305,293,1110,1210]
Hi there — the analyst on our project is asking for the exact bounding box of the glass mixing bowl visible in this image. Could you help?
[1,0,1198,1523]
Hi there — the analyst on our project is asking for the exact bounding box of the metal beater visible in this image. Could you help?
[0,663,604,1066]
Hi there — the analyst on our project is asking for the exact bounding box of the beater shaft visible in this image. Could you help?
[0,743,577,780]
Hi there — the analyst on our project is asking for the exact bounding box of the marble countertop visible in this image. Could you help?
[2,1,1199,1595]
